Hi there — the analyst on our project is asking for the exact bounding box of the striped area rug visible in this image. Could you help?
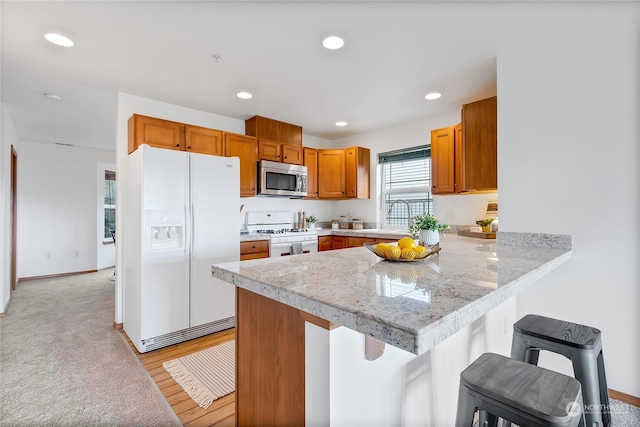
[162,340,235,409]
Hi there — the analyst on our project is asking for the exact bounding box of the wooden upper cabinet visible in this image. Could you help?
[431,126,456,194]
[431,96,497,194]
[258,139,303,165]
[258,138,282,162]
[128,114,184,153]
[303,147,318,199]
[460,96,497,192]
[345,147,370,199]
[245,115,303,146]
[224,133,258,197]
[318,149,346,198]
[282,144,303,165]
[184,125,223,156]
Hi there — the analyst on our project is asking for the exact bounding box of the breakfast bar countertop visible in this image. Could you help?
[213,232,572,356]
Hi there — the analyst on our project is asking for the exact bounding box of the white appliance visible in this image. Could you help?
[124,144,239,353]
[244,211,318,257]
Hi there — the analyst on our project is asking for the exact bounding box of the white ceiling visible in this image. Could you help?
[1,1,513,152]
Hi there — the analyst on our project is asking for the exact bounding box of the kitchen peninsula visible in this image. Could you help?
[211,232,572,426]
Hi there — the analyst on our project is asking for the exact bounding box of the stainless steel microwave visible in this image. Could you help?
[258,160,307,197]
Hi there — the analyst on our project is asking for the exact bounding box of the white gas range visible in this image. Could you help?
[244,211,318,257]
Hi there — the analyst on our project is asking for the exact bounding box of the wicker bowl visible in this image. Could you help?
[364,242,440,262]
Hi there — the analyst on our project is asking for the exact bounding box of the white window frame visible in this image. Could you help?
[378,146,433,230]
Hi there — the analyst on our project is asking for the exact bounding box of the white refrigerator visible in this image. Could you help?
[124,144,239,353]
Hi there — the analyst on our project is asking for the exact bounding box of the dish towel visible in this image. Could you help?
[292,242,303,255]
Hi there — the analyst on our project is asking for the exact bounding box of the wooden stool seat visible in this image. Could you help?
[455,353,585,427]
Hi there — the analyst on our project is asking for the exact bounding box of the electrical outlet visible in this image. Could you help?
[45,253,51,259]
[75,250,80,257]
[84,250,89,256]
[446,210,454,219]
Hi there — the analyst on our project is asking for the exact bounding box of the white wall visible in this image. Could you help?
[497,4,639,396]
[17,141,115,278]
[333,110,498,226]
[1,104,19,314]
[115,93,335,323]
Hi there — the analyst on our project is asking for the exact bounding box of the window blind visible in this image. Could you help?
[379,146,433,228]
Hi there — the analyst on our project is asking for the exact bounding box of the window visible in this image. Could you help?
[379,146,432,229]
[104,170,116,241]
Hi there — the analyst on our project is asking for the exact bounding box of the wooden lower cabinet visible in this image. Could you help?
[318,236,332,252]
[319,236,399,251]
[332,236,347,250]
[240,240,269,260]
[236,288,305,426]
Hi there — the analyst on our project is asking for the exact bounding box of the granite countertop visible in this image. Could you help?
[216,232,571,355]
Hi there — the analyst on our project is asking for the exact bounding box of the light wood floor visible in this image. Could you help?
[124,328,236,426]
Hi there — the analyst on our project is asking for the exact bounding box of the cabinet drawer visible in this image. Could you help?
[240,240,269,256]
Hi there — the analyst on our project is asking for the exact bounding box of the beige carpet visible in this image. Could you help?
[163,340,235,409]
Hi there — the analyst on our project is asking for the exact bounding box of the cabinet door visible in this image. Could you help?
[461,96,497,191]
[240,240,269,260]
[332,236,347,250]
[185,125,223,156]
[318,236,332,252]
[258,139,282,162]
[347,237,371,248]
[318,149,346,198]
[431,126,456,194]
[245,115,303,146]
[128,114,184,153]
[304,148,318,199]
[454,123,464,192]
[282,144,303,165]
[345,147,370,199]
[225,133,258,197]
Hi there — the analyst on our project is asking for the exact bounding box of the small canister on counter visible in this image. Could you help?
[339,215,351,229]
[352,219,363,230]
[331,219,340,230]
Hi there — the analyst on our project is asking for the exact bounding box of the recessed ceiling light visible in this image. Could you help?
[336,121,348,127]
[236,92,252,99]
[44,93,62,102]
[425,92,442,100]
[323,36,344,50]
[44,33,74,47]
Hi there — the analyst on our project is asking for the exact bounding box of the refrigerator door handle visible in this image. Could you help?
[190,202,196,260]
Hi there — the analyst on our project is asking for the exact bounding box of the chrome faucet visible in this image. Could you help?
[387,199,412,229]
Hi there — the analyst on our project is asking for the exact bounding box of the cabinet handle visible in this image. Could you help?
[187,146,192,149]
[176,144,180,147]
[252,245,256,249]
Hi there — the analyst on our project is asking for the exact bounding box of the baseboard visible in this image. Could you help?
[609,388,640,407]
[19,269,98,282]
[113,322,123,330]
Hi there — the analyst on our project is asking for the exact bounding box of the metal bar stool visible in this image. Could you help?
[455,353,585,427]
[510,314,611,427]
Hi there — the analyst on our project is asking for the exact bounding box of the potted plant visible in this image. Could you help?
[409,213,449,246]
[475,219,493,233]
[306,215,318,229]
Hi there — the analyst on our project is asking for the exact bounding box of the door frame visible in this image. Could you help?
[11,145,17,291]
